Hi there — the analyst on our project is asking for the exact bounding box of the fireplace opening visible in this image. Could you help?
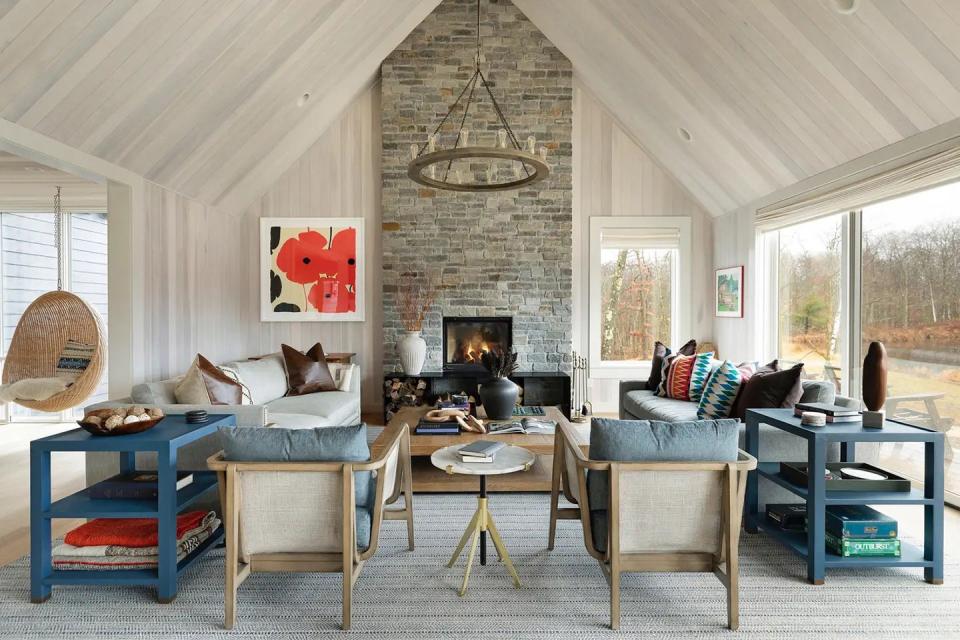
[443,317,512,371]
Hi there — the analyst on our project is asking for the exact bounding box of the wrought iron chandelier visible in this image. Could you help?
[407,0,550,193]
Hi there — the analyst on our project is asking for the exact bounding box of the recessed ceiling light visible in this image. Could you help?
[297,92,311,107]
[832,0,860,15]
[677,127,693,142]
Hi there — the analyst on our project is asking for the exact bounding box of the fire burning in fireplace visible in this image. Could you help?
[443,317,512,370]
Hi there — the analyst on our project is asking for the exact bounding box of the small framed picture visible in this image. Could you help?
[715,266,743,318]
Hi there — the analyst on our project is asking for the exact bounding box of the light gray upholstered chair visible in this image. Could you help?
[207,423,414,631]
[549,420,757,630]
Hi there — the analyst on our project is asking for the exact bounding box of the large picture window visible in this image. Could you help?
[763,180,960,504]
[589,217,690,377]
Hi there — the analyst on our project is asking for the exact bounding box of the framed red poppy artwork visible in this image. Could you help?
[260,217,364,321]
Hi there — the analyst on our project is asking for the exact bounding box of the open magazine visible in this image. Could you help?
[486,417,557,435]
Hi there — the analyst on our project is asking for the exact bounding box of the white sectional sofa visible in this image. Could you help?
[84,352,361,485]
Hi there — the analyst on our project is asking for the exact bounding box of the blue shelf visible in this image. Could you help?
[44,528,224,587]
[754,521,932,568]
[45,471,219,519]
[757,462,931,505]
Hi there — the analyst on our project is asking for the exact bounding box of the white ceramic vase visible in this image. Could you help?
[397,331,427,375]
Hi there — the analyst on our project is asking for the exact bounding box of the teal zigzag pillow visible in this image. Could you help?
[687,352,714,402]
[697,360,743,419]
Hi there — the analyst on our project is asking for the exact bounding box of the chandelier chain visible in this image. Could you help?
[444,70,479,182]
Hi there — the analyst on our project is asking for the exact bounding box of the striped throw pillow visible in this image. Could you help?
[55,340,95,380]
[697,360,743,419]
[660,352,714,401]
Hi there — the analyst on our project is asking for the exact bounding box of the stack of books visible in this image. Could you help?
[458,440,505,464]
[794,402,861,423]
[826,505,900,557]
[415,418,460,435]
[90,471,194,499]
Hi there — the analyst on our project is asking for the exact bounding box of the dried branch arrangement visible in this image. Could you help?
[398,271,438,332]
[481,350,519,378]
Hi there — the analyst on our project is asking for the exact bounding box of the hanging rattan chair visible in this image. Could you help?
[2,290,106,412]
[1,187,106,413]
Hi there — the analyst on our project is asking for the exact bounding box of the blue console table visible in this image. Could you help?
[745,408,944,585]
[31,414,236,603]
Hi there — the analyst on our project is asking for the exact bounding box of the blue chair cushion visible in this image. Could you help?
[586,417,740,552]
[220,423,376,524]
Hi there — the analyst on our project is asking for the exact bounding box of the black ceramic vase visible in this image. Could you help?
[480,376,519,420]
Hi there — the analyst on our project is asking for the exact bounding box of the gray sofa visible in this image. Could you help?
[85,352,361,486]
[619,379,874,507]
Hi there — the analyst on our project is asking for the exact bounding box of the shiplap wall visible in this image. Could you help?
[573,81,714,411]
[139,84,383,411]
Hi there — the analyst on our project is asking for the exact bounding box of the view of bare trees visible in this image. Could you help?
[600,249,672,361]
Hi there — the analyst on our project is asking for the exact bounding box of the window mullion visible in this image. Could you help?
[846,210,863,403]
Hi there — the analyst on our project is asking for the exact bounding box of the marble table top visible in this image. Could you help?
[430,443,536,476]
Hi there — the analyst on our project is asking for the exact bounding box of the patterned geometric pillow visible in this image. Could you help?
[55,340,95,380]
[660,352,714,401]
[697,360,744,419]
[686,352,715,401]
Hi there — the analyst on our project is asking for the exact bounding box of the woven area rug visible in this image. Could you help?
[0,493,957,638]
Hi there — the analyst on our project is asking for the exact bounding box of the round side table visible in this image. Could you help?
[431,444,535,596]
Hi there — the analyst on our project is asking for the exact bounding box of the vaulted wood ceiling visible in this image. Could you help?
[0,0,440,211]
[2,0,960,217]
[514,0,960,215]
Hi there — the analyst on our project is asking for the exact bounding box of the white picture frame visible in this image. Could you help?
[260,217,365,322]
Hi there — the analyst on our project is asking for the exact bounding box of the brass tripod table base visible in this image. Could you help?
[448,493,521,596]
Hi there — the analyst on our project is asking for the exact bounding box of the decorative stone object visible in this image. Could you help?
[862,409,885,429]
[800,411,827,427]
[397,331,427,375]
[479,377,519,420]
[862,341,888,411]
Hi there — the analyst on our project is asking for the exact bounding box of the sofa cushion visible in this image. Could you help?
[223,354,288,404]
[131,379,179,404]
[266,391,359,424]
[220,424,374,509]
[622,389,699,422]
[800,379,836,405]
[731,363,804,420]
[281,343,336,395]
[697,361,743,419]
[587,417,740,552]
[175,355,242,405]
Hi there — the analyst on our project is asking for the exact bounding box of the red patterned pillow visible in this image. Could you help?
[660,353,694,400]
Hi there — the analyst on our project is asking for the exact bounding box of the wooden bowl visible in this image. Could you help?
[78,416,164,437]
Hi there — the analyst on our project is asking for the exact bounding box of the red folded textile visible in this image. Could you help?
[64,511,207,548]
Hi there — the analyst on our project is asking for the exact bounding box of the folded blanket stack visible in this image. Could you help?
[54,510,220,571]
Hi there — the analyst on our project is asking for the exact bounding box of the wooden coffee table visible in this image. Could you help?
[381,405,587,492]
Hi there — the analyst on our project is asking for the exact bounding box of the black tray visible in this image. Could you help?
[779,461,912,492]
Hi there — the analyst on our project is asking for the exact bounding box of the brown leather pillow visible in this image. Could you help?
[175,354,242,405]
[732,362,804,420]
[282,343,337,395]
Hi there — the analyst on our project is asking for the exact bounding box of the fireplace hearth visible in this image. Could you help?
[443,316,512,372]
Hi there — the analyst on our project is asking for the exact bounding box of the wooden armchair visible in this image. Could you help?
[549,420,757,630]
[207,424,414,631]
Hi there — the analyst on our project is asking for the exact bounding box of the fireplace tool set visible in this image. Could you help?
[570,351,592,423]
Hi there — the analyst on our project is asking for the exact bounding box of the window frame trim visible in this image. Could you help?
[588,215,692,379]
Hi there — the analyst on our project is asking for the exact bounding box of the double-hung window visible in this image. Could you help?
[589,216,691,378]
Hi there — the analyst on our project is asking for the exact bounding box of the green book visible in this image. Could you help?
[825,531,901,557]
